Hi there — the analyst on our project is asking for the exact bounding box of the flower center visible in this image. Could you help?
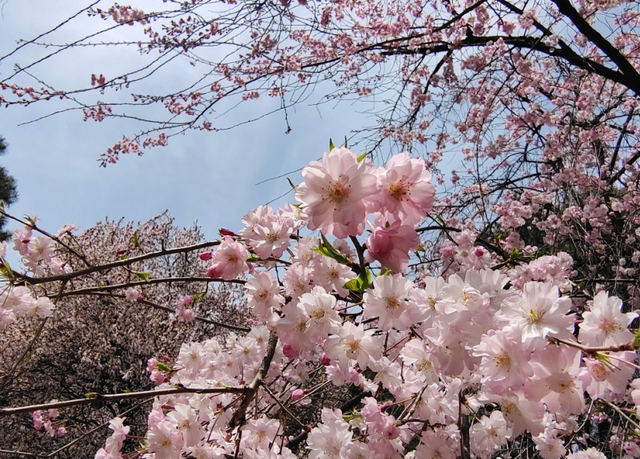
[599,317,621,336]
[327,180,350,204]
[527,308,545,324]
[495,352,511,369]
[388,180,408,200]
[385,296,400,310]
[416,358,432,372]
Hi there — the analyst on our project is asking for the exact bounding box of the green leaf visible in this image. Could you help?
[156,362,172,372]
[378,267,391,276]
[344,268,372,293]
[192,291,206,302]
[329,138,335,151]
[0,259,14,281]
[131,231,140,248]
[356,151,368,162]
[247,255,261,263]
[317,233,351,265]
[287,177,297,189]
[344,279,360,292]
[85,392,99,399]
[134,271,151,282]
[633,330,640,349]
[358,268,371,290]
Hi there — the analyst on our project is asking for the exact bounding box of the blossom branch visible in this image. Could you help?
[57,276,245,297]
[12,240,221,285]
[549,336,639,355]
[0,386,250,417]
[229,330,278,429]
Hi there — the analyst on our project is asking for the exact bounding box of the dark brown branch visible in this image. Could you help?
[381,35,632,94]
[229,330,278,429]
[56,276,245,297]
[550,0,640,94]
[13,240,221,286]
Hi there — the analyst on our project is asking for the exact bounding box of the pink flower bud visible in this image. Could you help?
[321,352,331,366]
[147,357,158,372]
[282,343,298,359]
[32,411,44,430]
[57,427,67,437]
[117,248,126,255]
[178,307,195,323]
[291,389,306,400]
[474,246,485,257]
[199,251,213,261]
[219,228,236,237]
[150,369,166,385]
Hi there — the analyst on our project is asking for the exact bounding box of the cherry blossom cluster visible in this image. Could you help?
[0,220,79,330]
[32,409,66,438]
[86,147,640,459]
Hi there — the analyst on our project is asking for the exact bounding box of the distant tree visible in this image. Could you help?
[0,212,249,457]
[0,136,17,241]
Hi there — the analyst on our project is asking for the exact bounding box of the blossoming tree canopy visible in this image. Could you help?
[2,0,640,456]
[1,147,638,459]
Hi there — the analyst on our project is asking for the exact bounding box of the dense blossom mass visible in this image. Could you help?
[2,147,638,459]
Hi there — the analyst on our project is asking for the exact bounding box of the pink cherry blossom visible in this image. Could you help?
[295,148,378,238]
[365,220,419,272]
[579,291,637,346]
[207,236,250,280]
[376,152,436,226]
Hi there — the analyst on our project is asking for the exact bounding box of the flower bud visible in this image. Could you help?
[219,228,236,237]
[283,343,298,359]
[200,251,213,261]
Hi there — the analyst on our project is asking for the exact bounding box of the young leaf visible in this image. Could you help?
[344,279,360,292]
[156,362,173,372]
[318,233,351,265]
[134,271,151,282]
[0,258,14,281]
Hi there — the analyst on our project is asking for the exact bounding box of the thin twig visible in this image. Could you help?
[0,386,250,417]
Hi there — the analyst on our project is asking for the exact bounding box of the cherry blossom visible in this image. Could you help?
[295,148,377,238]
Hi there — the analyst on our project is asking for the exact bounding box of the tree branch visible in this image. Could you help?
[0,386,250,417]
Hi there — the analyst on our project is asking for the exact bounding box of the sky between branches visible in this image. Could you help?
[0,0,375,250]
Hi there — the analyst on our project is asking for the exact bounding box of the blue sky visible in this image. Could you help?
[0,0,368,251]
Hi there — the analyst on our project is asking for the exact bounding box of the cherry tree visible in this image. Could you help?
[3,0,640,298]
[0,212,248,457]
[0,146,638,459]
[1,1,640,458]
